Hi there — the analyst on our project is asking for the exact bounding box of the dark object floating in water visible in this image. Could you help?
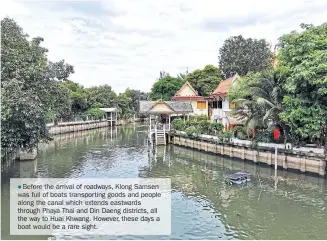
[225,172,250,185]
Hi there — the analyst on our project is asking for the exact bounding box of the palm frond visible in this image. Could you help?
[262,107,280,123]
[259,77,274,90]
[256,97,275,108]
[244,114,264,133]
[250,87,270,100]
[232,98,248,103]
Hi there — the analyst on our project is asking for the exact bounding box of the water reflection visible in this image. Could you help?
[1,125,327,240]
[144,144,327,239]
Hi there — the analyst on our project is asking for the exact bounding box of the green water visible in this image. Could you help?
[1,124,327,240]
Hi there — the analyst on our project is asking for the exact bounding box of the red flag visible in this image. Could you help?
[273,128,280,140]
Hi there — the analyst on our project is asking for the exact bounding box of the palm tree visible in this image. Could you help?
[233,70,289,145]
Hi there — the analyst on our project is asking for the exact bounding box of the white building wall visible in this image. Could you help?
[222,98,230,110]
[210,98,231,127]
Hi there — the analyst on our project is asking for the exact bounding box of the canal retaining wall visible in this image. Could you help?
[168,133,326,177]
[48,120,110,135]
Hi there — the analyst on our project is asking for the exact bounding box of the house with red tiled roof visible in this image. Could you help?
[207,74,243,129]
[172,81,208,116]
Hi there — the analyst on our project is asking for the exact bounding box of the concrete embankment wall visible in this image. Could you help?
[48,120,110,135]
[168,134,326,177]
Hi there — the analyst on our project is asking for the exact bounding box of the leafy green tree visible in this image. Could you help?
[60,81,88,115]
[116,93,134,119]
[1,17,74,152]
[177,68,189,79]
[184,65,223,96]
[86,85,117,108]
[278,23,327,153]
[46,81,72,123]
[87,108,105,120]
[159,70,170,79]
[231,70,288,144]
[149,75,185,100]
[218,35,272,77]
[228,72,261,102]
[123,88,148,113]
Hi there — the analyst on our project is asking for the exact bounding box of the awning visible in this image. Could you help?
[99,108,117,113]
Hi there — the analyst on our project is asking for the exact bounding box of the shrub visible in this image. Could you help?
[197,120,211,134]
[210,122,224,133]
[184,120,198,129]
[216,130,233,144]
[234,126,247,140]
[190,115,208,122]
[172,118,184,131]
[185,126,199,137]
[87,108,105,120]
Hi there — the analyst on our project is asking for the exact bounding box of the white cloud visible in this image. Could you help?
[1,0,327,93]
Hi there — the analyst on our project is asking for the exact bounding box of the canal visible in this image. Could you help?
[1,124,327,240]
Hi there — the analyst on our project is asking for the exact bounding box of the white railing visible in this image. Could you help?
[211,109,227,118]
[149,123,170,131]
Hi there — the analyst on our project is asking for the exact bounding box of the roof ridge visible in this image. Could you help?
[147,100,175,113]
[174,81,199,96]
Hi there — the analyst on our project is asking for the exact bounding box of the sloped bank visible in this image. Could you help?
[168,132,326,177]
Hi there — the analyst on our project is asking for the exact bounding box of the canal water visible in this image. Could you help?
[2,124,327,240]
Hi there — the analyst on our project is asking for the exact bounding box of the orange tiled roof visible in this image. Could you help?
[211,76,234,97]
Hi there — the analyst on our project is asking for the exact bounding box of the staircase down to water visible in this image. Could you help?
[148,123,169,146]
[155,130,166,146]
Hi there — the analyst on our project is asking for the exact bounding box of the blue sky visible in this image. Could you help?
[1,0,327,93]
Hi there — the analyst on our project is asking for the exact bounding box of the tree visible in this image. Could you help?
[218,35,272,77]
[87,108,105,120]
[177,68,189,79]
[149,76,185,100]
[278,23,327,153]
[86,85,117,108]
[60,80,88,115]
[116,93,134,119]
[123,88,148,112]
[230,71,288,144]
[1,17,74,153]
[159,70,169,79]
[228,72,261,102]
[48,60,74,81]
[184,65,223,96]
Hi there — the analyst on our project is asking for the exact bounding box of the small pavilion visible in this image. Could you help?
[99,108,118,126]
[139,100,193,145]
[139,100,193,129]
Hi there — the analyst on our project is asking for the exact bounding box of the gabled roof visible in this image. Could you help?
[139,100,193,114]
[210,74,239,97]
[172,81,205,100]
[175,81,199,96]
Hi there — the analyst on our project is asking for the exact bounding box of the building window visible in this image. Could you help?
[212,100,222,109]
[197,101,206,109]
